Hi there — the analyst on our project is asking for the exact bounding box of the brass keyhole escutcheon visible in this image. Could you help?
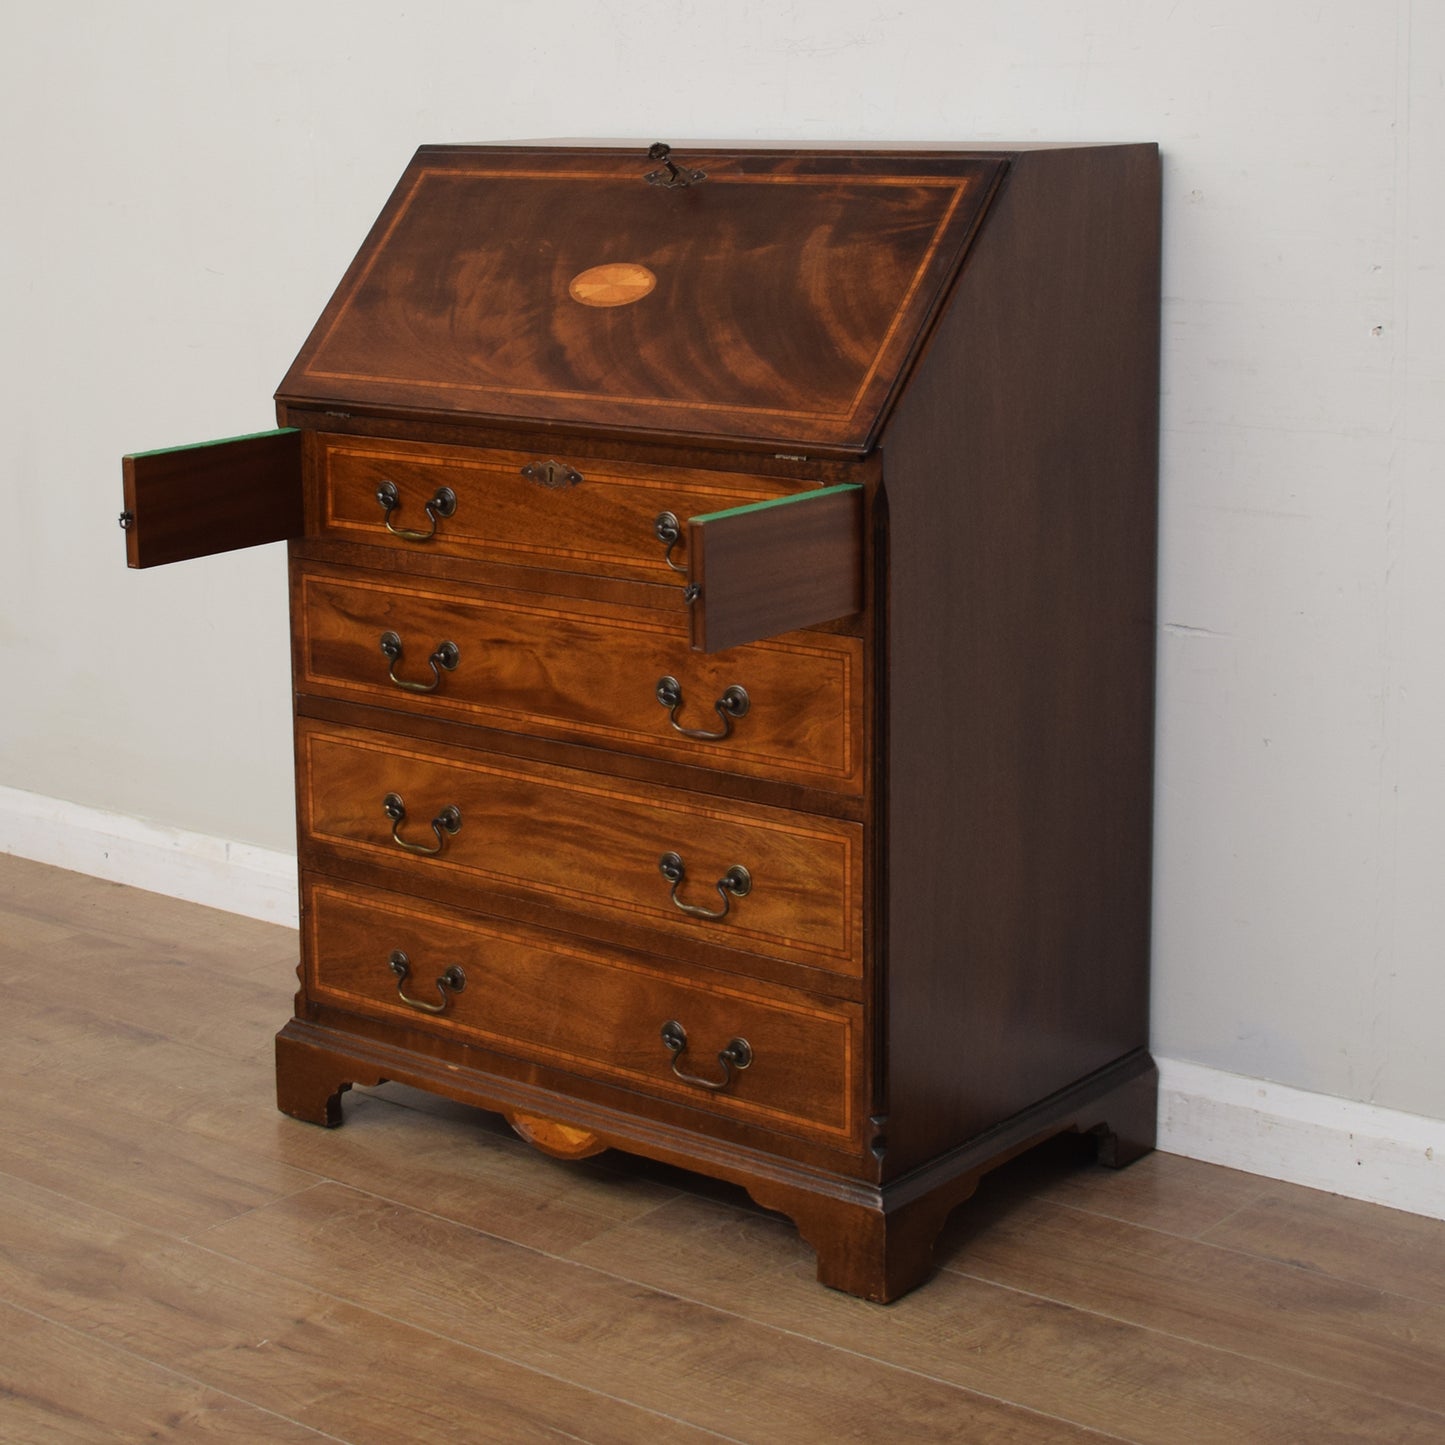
[520,459,582,489]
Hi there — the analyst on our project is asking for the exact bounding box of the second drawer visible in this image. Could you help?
[295,564,863,793]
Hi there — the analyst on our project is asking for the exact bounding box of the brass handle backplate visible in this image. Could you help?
[658,851,751,921]
[379,631,460,693]
[383,792,462,855]
[388,950,466,1014]
[655,676,749,741]
[375,480,457,542]
[660,1019,751,1091]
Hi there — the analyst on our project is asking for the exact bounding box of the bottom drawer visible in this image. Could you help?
[303,877,862,1144]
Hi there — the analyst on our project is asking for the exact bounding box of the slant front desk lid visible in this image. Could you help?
[277,145,1006,454]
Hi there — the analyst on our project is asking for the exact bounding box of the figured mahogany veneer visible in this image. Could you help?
[298,720,864,977]
[294,562,864,792]
[123,141,1160,1302]
[687,484,865,653]
[122,430,302,569]
[279,149,1006,451]
[317,437,826,581]
[305,878,862,1143]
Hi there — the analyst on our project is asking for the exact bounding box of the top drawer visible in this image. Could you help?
[314,436,826,583]
[123,431,868,657]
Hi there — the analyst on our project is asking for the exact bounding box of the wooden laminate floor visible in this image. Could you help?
[3,854,1444,1443]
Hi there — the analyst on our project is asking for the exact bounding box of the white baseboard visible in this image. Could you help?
[1157,1056,1445,1221]
[0,785,298,928]
[3,786,1442,1219]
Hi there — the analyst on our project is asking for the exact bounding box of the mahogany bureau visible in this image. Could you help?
[121,141,1161,1301]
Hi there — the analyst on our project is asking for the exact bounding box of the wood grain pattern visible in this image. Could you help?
[688,483,865,653]
[0,1301,331,1443]
[568,261,657,307]
[196,1182,1105,1443]
[7,919,290,1066]
[0,1056,316,1235]
[1200,1183,1445,1307]
[298,719,865,975]
[876,142,1161,1175]
[295,560,864,792]
[304,877,862,1142]
[278,147,1005,452]
[566,1189,1445,1445]
[123,142,1164,1307]
[122,429,303,568]
[504,1110,608,1158]
[941,1192,1445,1415]
[317,434,828,580]
[950,1133,1276,1238]
[7,858,1445,1442]
[0,1176,706,1445]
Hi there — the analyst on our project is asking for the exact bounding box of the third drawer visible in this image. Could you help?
[298,718,865,979]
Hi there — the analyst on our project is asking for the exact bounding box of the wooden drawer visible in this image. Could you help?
[315,436,828,582]
[298,720,864,977]
[303,877,862,1143]
[295,563,864,794]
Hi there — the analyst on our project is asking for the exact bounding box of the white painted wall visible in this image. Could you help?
[3,2,1442,1125]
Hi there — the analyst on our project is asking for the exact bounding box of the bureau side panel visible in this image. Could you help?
[876,145,1160,1175]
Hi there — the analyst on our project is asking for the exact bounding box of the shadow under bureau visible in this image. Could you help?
[121,141,1161,1301]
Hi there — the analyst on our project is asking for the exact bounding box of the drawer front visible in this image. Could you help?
[122,429,302,568]
[687,484,864,653]
[316,437,824,581]
[299,721,864,977]
[304,878,861,1142]
[296,566,863,793]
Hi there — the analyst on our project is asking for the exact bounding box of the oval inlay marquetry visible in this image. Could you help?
[506,1109,609,1159]
[569,262,657,308]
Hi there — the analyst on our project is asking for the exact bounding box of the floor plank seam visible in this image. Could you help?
[598,1280,1143,1444]
[1,1174,745,1444]
[14,1152,1442,1438]
[13,859,1445,1443]
[0,1295,357,1444]
[181,1193,1122,1443]
[0,1163,222,1243]
[401,1242,1141,1443]
[1189,1188,1278,1242]
[581,1275,1147,1445]
[986,1194,1445,1314]
[1034,1174,1275,1241]
[174,1178,345,1243]
[938,1263,1445,1425]
[148,1221,749,1445]
[203,1129,1444,1435]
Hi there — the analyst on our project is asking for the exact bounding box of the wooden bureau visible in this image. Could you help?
[121,142,1160,1301]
